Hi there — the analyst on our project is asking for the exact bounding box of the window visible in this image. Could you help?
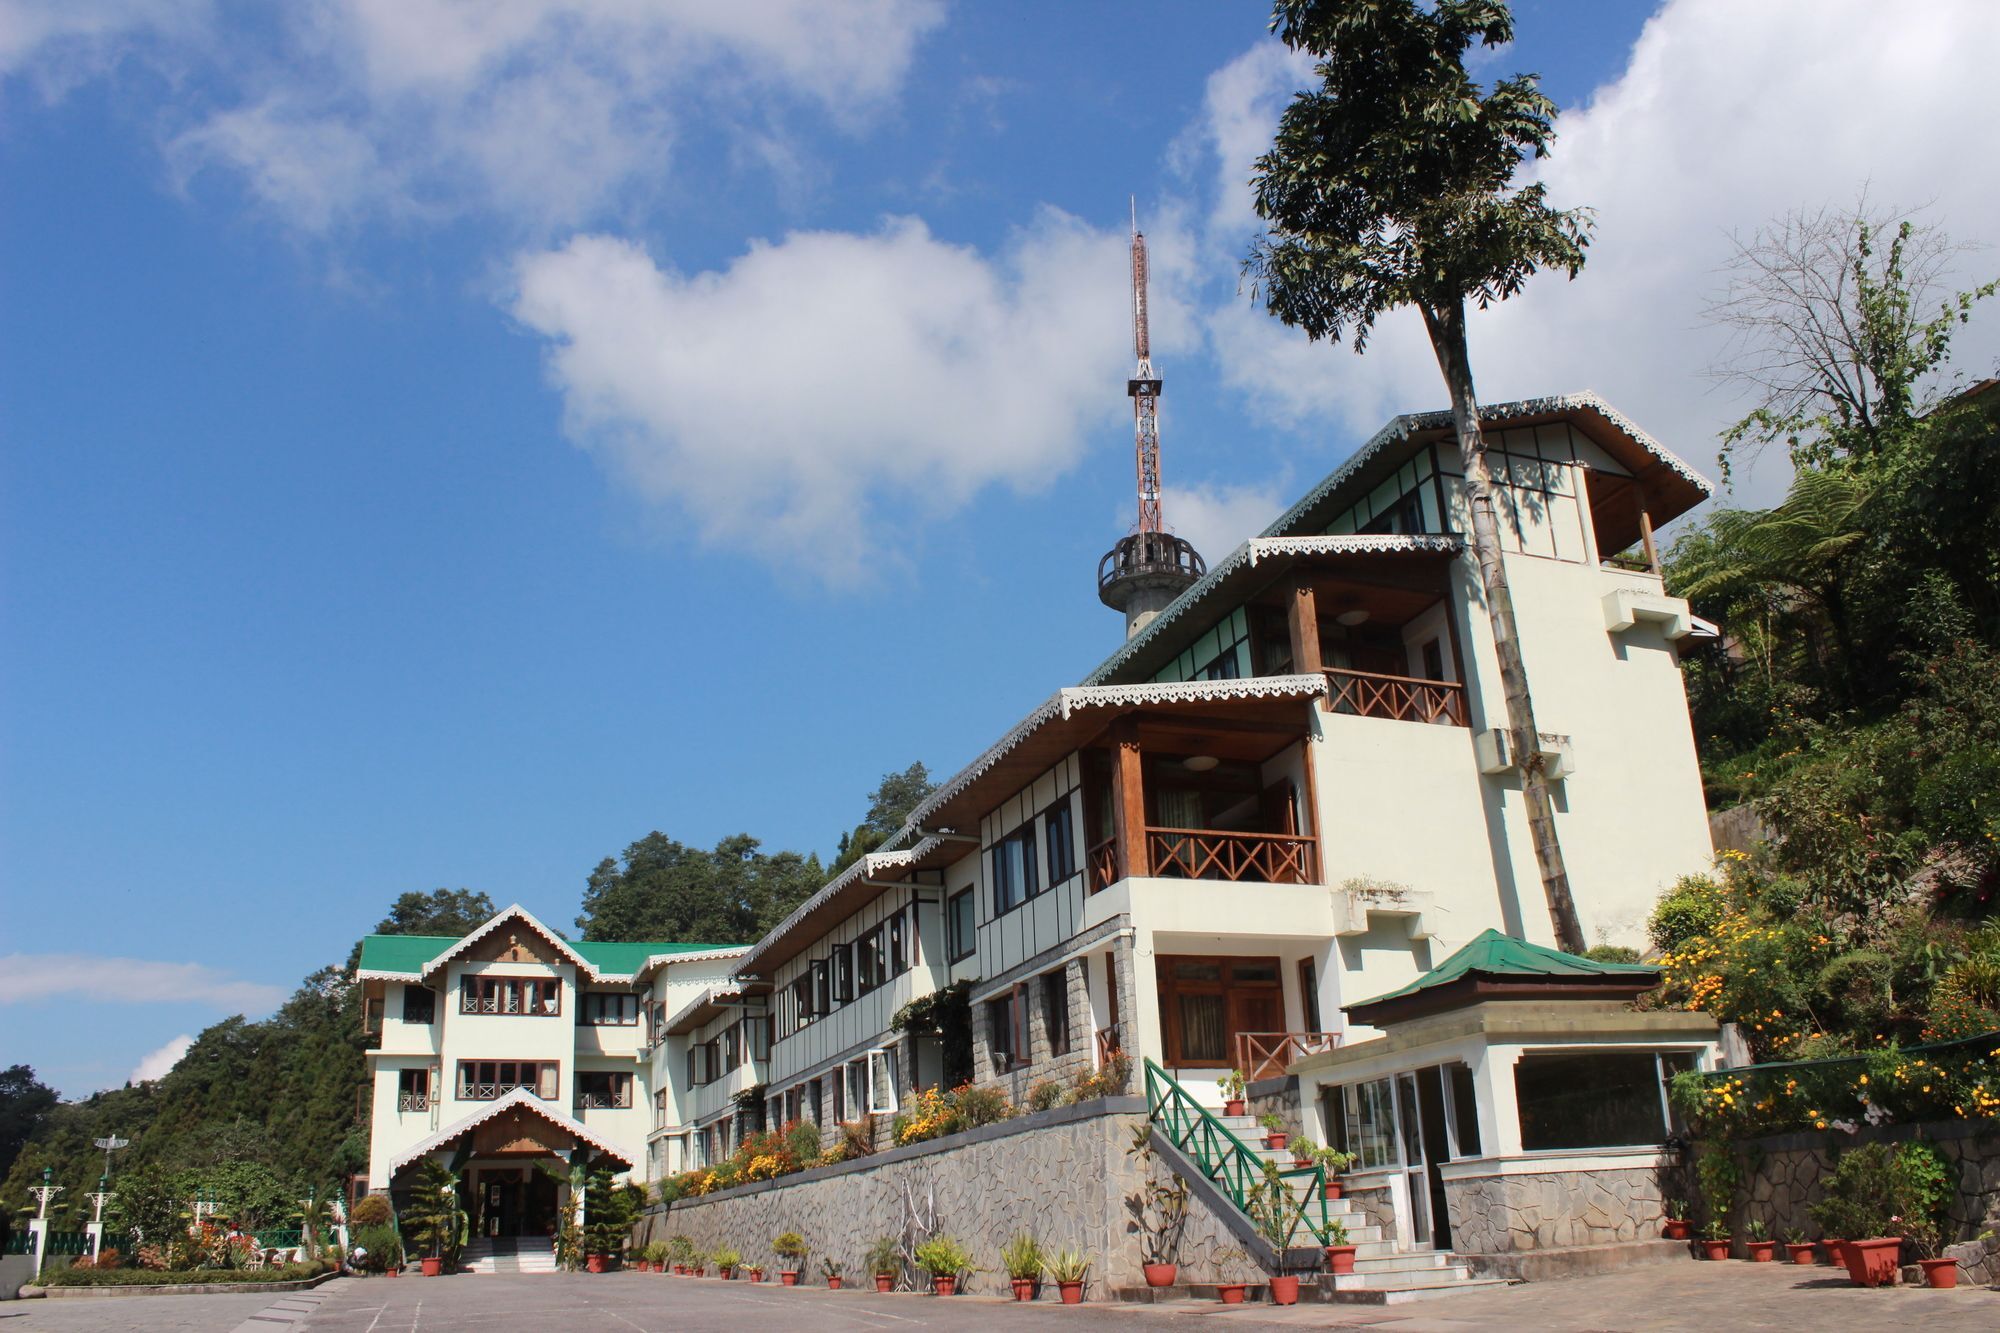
[866,1047,900,1114]
[653,1088,668,1129]
[1297,958,1320,1033]
[986,992,1020,1073]
[831,1067,846,1122]
[809,960,830,1017]
[1327,1077,1400,1172]
[808,1076,824,1125]
[744,1014,772,1062]
[1040,968,1072,1058]
[397,1067,430,1111]
[857,926,883,994]
[457,1060,556,1100]
[578,991,638,1026]
[845,1061,867,1120]
[686,1042,717,1087]
[459,976,560,1016]
[576,1071,633,1109]
[1044,800,1076,885]
[402,985,437,1024]
[1514,1051,1691,1151]
[887,909,909,976]
[1447,1062,1481,1157]
[991,826,1039,915]
[946,890,975,962]
[831,943,855,1004]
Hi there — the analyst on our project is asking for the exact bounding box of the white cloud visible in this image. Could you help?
[0,0,205,81]
[1172,40,1315,244]
[130,1034,193,1084]
[511,211,1188,580]
[1159,481,1288,565]
[1196,0,2000,504]
[0,954,286,1011]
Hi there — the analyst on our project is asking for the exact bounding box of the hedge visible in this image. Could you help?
[40,1261,331,1287]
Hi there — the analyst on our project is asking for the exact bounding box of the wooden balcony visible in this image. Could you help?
[1090,828,1319,888]
[1233,1031,1342,1082]
[1323,667,1467,726]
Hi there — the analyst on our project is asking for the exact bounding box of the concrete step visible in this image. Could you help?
[1329,1262,1474,1290]
[1324,1276,1517,1306]
[1348,1252,1457,1275]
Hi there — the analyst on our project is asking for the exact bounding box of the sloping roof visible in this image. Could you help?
[355,934,460,979]
[1343,929,1658,1025]
[352,911,734,983]
[384,1088,632,1179]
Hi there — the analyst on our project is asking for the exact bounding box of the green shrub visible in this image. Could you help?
[45,1261,330,1287]
[1026,1081,1067,1113]
[351,1224,401,1272]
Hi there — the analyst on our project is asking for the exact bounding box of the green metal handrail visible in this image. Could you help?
[1142,1058,1332,1247]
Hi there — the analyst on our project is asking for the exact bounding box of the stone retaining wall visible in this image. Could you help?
[641,1098,1252,1293]
[1737,1117,2000,1242]
[1444,1165,1666,1254]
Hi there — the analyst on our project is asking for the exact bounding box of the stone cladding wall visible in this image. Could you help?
[1736,1117,2000,1244]
[642,1098,1252,1294]
[1444,1165,1666,1254]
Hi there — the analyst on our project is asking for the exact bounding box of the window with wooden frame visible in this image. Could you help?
[887,908,909,976]
[1154,956,1283,1067]
[1043,799,1077,885]
[1298,957,1321,1033]
[831,1067,846,1122]
[808,1076,823,1124]
[397,1067,430,1111]
[946,889,975,963]
[577,991,638,1026]
[857,924,884,994]
[576,1071,632,1109]
[985,991,1021,1073]
[402,985,437,1024]
[845,1060,867,1120]
[831,943,855,1005]
[809,960,830,1016]
[457,1059,557,1100]
[459,975,560,1016]
[990,825,1039,916]
[1040,968,1072,1058]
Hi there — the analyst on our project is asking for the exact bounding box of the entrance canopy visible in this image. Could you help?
[386,1088,633,1180]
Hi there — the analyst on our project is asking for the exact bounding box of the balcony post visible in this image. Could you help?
[1110,720,1149,879]
[1286,576,1323,676]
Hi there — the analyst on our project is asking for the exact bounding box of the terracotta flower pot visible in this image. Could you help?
[932,1274,956,1296]
[1293,1151,1314,1168]
[1663,1219,1690,1241]
[874,1274,894,1293]
[1746,1241,1776,1262]
[1324,1245,1357,1275]
[1819,1239,1845,1266]
[1786,1244,1815,1265]
[1268,1275,1299,1306]
[1920,1257,1959,1289]
[1841,1237,1902,1288]
[673,1264,685,1275]
[692,1267,705,1278]
[780,1270,798,1286]
[827,1275,843,1289]
[586,1254,606,1274]
[1224,1099,1246,1117]
[386,1267,401,1278]
[1324,1178,1344,1200]
[1058,1280,1084,1304]
[749,1270,764,1283]
[420,1257,442,1277]
[1216,1283,1247,1304]
[1265,1131,1289,1152]
[1011,1277,1035,1301]
[719,1266,734,1280]
[1699,1240,1730,1261]
[1142,1262,1177,1288]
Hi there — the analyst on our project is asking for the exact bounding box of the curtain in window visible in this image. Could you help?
[1178,993,1226,1063]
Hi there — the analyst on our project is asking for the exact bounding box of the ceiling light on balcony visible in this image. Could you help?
[1335,608,1370,627]
[1183,755,1220,772]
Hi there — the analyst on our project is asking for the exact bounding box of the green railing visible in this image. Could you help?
[253,1229,304,1249]
[1142,1058,1332,1246]
[3,1229,32,1255]
[43,1231,93,1256]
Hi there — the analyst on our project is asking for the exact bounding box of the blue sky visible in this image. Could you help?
[3,0,1997,1098]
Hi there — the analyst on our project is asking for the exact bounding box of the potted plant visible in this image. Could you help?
[1125,1128,1191,1288]
[1663,1198,1691,1242]
[1048,1246,1090,1304]
[1219,1070,1248,1118]
[1323,1219,1357,1275]
[1907,1219,1957,1289]
[773,1231,808,1285]
[714,1247,741,1280]
[914,1235,970,1295]
[867,1235,899,1293]
[1809,1143,1910,1288]
[822,1257,845,1290]
[747,1262,765,1283]
[1290,1133,1320,1168]
[1213,1247,1252,1304]
[1744,1219,1775,1262]
[400,1158,468,1277]
[1001,1232,1044,1301]
[1311,1146,1356,1200]
[1257,1112,1290,1152]
[668,1234,696,1274]
[1249,1161,1304,1305]
[1698,1220,1730,1261]
[1782,1228,1813,1265]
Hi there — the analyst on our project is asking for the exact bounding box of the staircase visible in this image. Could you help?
[459,1236,560,1275]
[1143,1060,1510,1305]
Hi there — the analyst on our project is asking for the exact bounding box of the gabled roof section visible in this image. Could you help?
[350,906,734,984]
[1343,928,1658,1027]
[630,944,752,987]
[385,1088,632,1179]
[415,904,597,982]
[355,934,460,981]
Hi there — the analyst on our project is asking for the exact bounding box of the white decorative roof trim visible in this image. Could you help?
[419,904,599,983]
[630,945,752,986]
[664,985,743,1034]
[736,843,919,977]
[354,969,413,983]
[385,1088,631,1179]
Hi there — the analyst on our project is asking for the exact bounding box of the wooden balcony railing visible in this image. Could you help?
[1233,1031,1343,1082]
[1324,667,1467,727]
[1146,827,1318,885]
[1086,835,1119,894]
[1095,1028,1123,1066]
[396,1093,430,1113]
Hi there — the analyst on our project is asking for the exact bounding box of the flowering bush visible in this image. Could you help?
[890,1084,1015,1146]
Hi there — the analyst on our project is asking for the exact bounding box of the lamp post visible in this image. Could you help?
[28,1167,65,1280]
[85,1175,115,1261]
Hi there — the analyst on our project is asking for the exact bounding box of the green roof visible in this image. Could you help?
[1346,929,1657,1012]
[354,932,731,979]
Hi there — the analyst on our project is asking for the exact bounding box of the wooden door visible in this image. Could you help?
[1156,955,1283,1068]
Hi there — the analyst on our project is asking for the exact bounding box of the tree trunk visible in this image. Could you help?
[1420,301,1587,954]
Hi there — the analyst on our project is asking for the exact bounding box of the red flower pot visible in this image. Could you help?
[1841,1237,1902,1288]
[386,1267,401,1278]
[827,1276,843,1290]
[933,1274,956,1296]
[749,1270,764,1283]
[1819,1239,1845,1266]
[1663,1219,1690,1241]
[1324,1178,1344,1200]
[719,1266,734,1280]
[586,1254,607,1274]
[1265,1132,1289,1152]
[1785,1244,1815,1265]
[1746,1241,1776,1262]
[1058,1280,1084,1304]
[420,1257,442,1277]
[780,1270,798,1286]
[1293,1152,1313,1168]
[1324,1245,1357,1275]
[1011,1277,1034,1301]
[1920,1257,1959,1289]
[875,1274,894,1293]
[1216,1283,1247,1304]
[1223,1098,1246,1117]
[692,1267,705,1278]
[673,1264,685,1275]
[1699,1240,1730,1261]
[1268,1276,1299,1306]
[1142,1262,1177,1288]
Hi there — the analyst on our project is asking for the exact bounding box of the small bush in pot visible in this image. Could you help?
[1125,1126,1189,1287]
[914,1235,970,1295]
[1047,1246,1090,1304]
[1663,1198,1691,1242]
[1698,1220,1730,1261]
[1212,1246,1252,1304]
[1219,1070,1248,1117]
[821,1257,844,1289]
[1323,1220,1357,1275]
[867,1235,900,1292]
[1258,1112,1290,1152]
[773,1231,808,1285]
[713,1247,741,1280]
[1744,1219,1775,1262]
[1782,1228,1813,1264]
[1001,1232,1044,1301]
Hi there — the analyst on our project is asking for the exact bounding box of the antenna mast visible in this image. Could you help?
[1128,205,1165,535]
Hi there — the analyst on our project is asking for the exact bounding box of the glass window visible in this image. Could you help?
[1447,1062,1481,1158]
[831,945,854,1004]
[867,1047,900,1114]
[1045,800,1076,884]
[1176,993,1226,1063]
[856,927,881,994]
[845,1061,867,1121]
[809,961,829,1016]
[402,985,436,1024]
[947,889,975,962]
[1297,959,1320,1033]
[1041,968,1071,1057]
[888,910,909,975]
[991,827,1039,915]
[986,994,1018,1071]
[1337,1078,1400,1172]
[1514,1051,1671,1151]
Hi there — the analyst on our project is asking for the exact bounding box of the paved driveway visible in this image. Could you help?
[3,1263,1997,1331]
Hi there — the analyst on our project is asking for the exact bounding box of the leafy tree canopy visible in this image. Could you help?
[576,833,825,944]
[0,1065,58,1184]
[831,761,936,874]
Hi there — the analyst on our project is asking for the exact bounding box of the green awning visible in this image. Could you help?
[1344,929,1658,1024]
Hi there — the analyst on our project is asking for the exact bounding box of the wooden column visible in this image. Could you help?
[1109,719,1149,880]
[1635,485,1660,575]
[1286,576,1323,675]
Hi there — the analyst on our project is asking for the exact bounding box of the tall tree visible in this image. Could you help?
[1246,0,1593,950]
[345,889,498,970]
[831,761,937,873]
[0,1065,58,1183]
[575,833,824,944]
